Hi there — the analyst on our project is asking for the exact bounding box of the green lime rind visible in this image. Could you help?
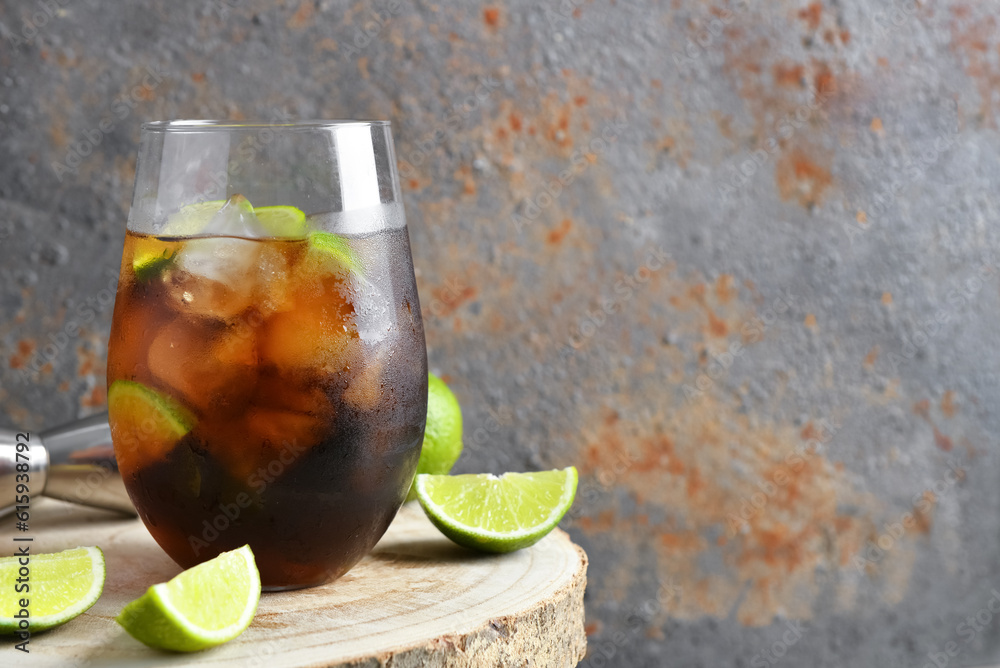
[133,246,178,282]
[405,374,463,502]
[0,546,105,634]
[306,231,363,275]
[255,206,308,238]
[107,380,196,436]
[116,545,260,652]
[161,200,228,236]
[415,467,578,554]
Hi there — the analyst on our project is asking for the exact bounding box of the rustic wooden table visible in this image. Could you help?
[2,500,588,667]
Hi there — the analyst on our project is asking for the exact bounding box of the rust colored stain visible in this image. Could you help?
[914,399,955,451]
[713,112,735,141]
[483,7,500,27]
[933,429,954,452]
[577,394,881,626]
[573,95,588,107]
[719,14,852,210]
[775,148,833,208]
[707,312,728,337]
[80,385,106,409]
[870,117,884,133]
[453,164,476,196]
[857,210,868,224]
[950,7,1000,124]
[509,112,522,132]
[77,345,99,377]
[864,346,880,369]
[798,2,823,31]
[8,339,35,370]
[941,391,957,418]
[430,282,477,317]
[584,622,601,637]
[49,122,68,149]
[773,62,804,87]
[913,491,935,534]
[714,274,736,304]
[547,218,573,245]
[813,61,836,96]
[286,1,314,29]
[190,72,205,84]
[881,292,892,305]
[661,532,701,551]
[804,313,817,329]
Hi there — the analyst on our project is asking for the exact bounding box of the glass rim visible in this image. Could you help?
[141,119,392,132]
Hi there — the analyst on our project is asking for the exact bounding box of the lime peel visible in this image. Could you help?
[307,231,363,274]
[406,373,464,502]
[0,546,105,634]
[415,467,578,553]
[255,205,308,237]
[116,545,260,652]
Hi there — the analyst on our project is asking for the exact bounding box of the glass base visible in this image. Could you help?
[261,580,329,592]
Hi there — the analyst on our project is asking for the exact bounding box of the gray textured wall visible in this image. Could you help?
[3,1,1000,666]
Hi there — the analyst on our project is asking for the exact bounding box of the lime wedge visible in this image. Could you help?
[415,467,578,553]
[116,545,260,652]
[307,231,363,274]
[108,381,195,475]
[132,238,181,282]
[161,200,228,236]
[255,206,308,237]
[405,374,463,502]
[0,547,105,634]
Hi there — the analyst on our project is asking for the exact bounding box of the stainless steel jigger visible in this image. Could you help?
[0,412,136,517]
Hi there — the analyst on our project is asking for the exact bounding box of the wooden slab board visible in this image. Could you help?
[2,500,587,667]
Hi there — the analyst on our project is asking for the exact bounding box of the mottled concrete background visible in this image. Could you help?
[2,0,1000,666]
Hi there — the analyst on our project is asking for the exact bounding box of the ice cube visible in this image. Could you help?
[342,350,386,411]
[260,299,360,374]
[200,194,269,238]
[208,407,323,482]
[347,276,395,346]
[147,317,257,417]
[254,242,299,316]
[165,235,262,321]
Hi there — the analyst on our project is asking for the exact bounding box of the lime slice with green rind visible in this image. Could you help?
[116,545,260,652]
[0,547,105,634]
[255,206,308,237]
[108,380,196,475]
[415,467,578,553]
[406,374,463,502]
[307,231,363,274]
[133,238,180,282]
[161,200,228,236]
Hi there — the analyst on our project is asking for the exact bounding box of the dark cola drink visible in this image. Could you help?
[107,206,427,589]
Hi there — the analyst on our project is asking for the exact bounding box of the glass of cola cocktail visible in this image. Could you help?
[107,121,427,589]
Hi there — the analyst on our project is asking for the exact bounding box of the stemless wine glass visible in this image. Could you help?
[107,121,427,590]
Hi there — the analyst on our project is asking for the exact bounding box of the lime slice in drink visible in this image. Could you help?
[415,467,578,553]
[306,231,363,275]
[161,199,228,236]
[405,374,463,502]
[255,205,308,237]
[0,546,105,633]
[107,381,195,475]
[117,545,260,652]
[132,238,181,282]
